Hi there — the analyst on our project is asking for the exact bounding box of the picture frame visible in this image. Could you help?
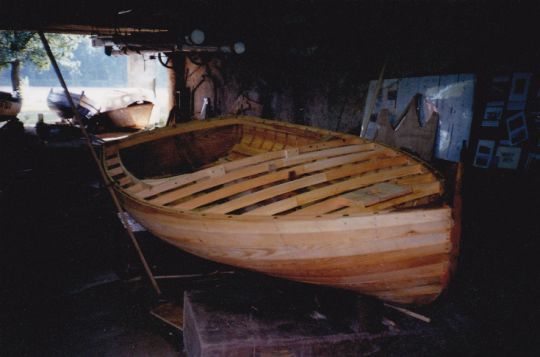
[495,146,521,169]
[481,105,504,127]
[508,72,531,102]
[473,140,496,168]
[506,112,528,145]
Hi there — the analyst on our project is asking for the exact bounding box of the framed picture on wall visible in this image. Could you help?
[473,140,496,168]
[481,105,504,127]
[508,72,531,102]
[506,112,529,145]
[495,146,521,169]
[507,101,526,111]
[525,152,540,172]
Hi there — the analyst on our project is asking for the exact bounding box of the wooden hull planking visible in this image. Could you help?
[102,116,457,305]
[102,102,154,129]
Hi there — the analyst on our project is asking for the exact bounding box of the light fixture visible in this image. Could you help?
[188,29,205,45]
[233,42,246,54]
[117,9,133,15]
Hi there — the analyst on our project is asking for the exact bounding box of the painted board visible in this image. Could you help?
[362,74,475,162]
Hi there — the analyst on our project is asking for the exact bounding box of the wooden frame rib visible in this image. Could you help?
[145,143,377,206]
[133,139,354,199]
[172,147,393,210]
[338,181,442,215]
[205,157,417,215]
[242,163,424,216]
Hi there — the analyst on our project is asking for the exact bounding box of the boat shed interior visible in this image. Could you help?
[1,1,539,355]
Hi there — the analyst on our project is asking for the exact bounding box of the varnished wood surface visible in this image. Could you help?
[102,116,457,305]
[103,103,154,129]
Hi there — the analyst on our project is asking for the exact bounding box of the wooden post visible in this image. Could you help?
[360,62,386,138]
[38,31,162,296]
[172,53,191,123]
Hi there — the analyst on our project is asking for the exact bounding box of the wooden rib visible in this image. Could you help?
[173,147,392,210]
[125,183,146,193]
[289,182,412,216]
[145,143,375,205]
[261,131,276,151]
[242,119,333,141]
[231,143,268,156]
[135,150,285,199]
[205,156,413,215]
[287,197,353,216]
[250,129,264,148]
[104,146,118,157]
[338,181,442,215]
[103,153,150,195]
[116,176,132,186]
[241,125,253,145]
[108,166,124,177]
[393,173,437,185]
[243,163,423,216]
[106,157,121,167]
[149,162,277,205]
[133,139,351,199]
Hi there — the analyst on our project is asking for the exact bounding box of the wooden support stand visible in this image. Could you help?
[182,287,422,357]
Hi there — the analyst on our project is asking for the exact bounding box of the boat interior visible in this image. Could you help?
[102,118,444,217]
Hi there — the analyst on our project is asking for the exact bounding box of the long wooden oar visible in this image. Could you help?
[38,31,162,296]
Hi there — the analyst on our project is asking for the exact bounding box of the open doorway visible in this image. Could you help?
[0,34,170,130]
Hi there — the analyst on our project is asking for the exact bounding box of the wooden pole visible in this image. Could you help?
[383,303,431,323]
[360,61,387,138]
[38,31,162,296]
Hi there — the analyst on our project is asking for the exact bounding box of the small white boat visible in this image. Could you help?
[47,88,100,120]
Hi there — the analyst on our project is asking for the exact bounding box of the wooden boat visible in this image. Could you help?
[0,91,22,119]
[98,102,154,130]
[47,88,100,120]
[95,91,154,130]
[101,116,460,305]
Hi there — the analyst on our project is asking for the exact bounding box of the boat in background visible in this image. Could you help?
[47,88,100,121]
[94,90,155,130]
[101,116,461,305]
[0,91,22,120]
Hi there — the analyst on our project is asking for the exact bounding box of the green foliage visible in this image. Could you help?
[0,31,82,72]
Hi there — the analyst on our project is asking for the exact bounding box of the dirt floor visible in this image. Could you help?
[0,123,539,356]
